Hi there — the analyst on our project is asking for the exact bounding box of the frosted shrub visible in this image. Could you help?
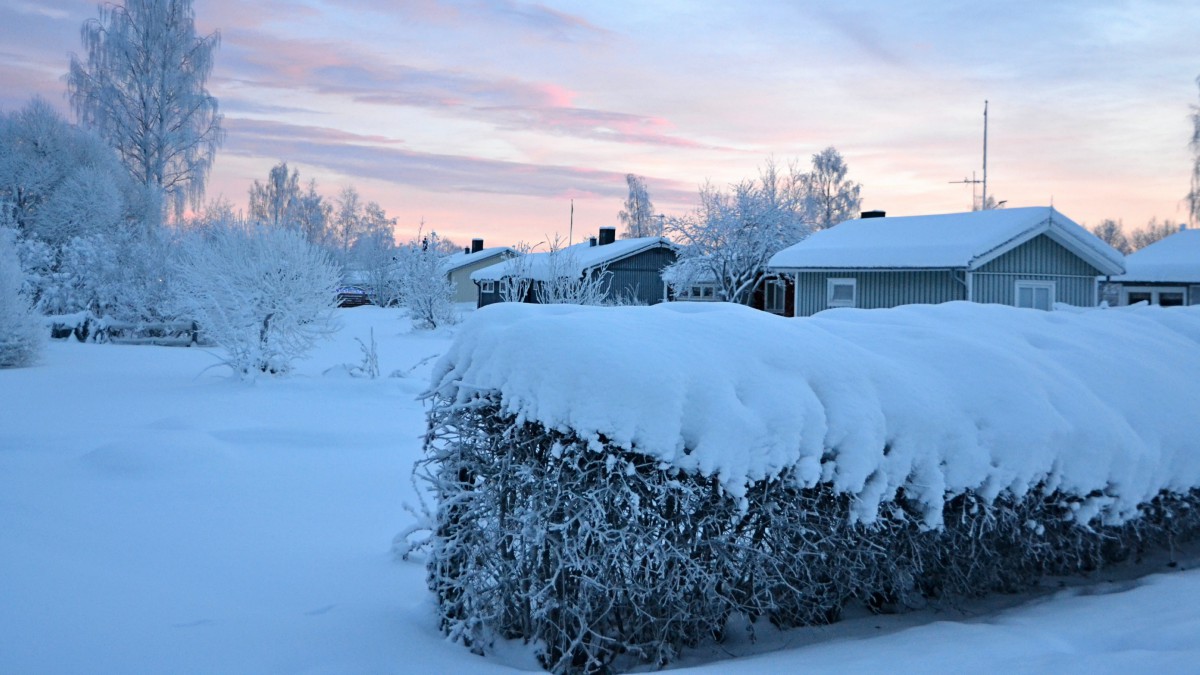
[0,229,43,367]
[420,302,1200,673]
[175,223,338,376]
[39,226,179,324]
[421,398,1200,673]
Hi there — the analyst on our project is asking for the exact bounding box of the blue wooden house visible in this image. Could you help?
[767,207,1125,317]
[1108,229,1200,306]
[472,227,678,307]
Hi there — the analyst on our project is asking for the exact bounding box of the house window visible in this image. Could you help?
[765,279,787,314]
[1122,285,1189,307]
[480,280,494,293]
[826,278,856,308]
[1015,280,1055,310]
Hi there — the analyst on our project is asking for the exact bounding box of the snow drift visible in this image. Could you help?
[431,301,1200,526]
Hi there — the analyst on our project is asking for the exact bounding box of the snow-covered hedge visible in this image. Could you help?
[422,302,1200,672]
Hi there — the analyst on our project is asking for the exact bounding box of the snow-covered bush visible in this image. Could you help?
[175,222,338,376]
[422,302,1200,672]
[39,225,179,325]
[0,228,43,367]
[396,232,457,329]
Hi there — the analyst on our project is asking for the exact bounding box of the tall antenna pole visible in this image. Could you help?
[569,199,574,246]
[981,100,988,210]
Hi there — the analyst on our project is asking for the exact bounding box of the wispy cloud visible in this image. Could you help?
[336,0,607,43]
[216,28,705,149]
[223,117,695,202]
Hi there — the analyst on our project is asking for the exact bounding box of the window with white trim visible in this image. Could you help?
[1123,285,1188,307]
[826,278,856,308]
[480,280,494,293]
[765,279,787,314]
[1015,280,1055,310]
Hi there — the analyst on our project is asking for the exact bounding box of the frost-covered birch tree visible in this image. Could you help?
[666,159,811,304]
[248,161,300,228]
[67,0,223,220]
[802,147,861,230]
[619,174,659,238]
[0,228,43,368]
[395,231,457,329]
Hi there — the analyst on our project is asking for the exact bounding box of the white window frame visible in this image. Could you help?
[1014,280,1055,310]
[764,279,787,314]
[826,278,857,308]
[1121,285,1188,307]
[480,280,495,293]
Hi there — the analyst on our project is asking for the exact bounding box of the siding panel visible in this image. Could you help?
[792,270,965,317]
[973,234,1103,307]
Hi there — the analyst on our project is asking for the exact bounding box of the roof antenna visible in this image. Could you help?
[948,171,981,210]
[569,199,574,246]
[948,101,989,211]
[981,100,988,211]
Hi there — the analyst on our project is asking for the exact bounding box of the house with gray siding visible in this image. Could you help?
[1107,228,1200,306]
[767,207,1125,317]
[471,227,678,307]
[443,239,517,303]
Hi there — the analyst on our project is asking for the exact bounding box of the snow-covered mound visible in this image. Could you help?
[430,301,1200,526]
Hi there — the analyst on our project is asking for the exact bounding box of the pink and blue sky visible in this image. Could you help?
[2,0,1197,246]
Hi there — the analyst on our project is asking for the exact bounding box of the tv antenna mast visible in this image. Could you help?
[949,171,982,210]
[948,100,989,210]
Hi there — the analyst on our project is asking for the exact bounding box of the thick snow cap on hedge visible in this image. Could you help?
[429,302,1200,527]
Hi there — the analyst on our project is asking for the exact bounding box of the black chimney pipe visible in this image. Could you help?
[861,210,886,219]
[471,238,484,253]
[598,227,616,246]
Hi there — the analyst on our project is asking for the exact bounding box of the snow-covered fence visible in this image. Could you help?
[46,312,199,346]
[421,302,1200,672]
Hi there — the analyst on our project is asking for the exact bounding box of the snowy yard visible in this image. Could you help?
[2,305,1199,673]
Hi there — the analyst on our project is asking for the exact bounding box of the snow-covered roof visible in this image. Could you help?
[471,236,676,282]
[441,246,515,274]
[1112,229,1200,283]
[768,206,1125,275]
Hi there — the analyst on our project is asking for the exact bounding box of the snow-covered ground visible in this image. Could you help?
[2,305,1198,674]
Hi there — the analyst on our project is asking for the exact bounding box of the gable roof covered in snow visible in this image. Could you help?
[1112,229,1200,283]
[442,246,516,274]
[768,206,1125,275]
[472,236,677,282]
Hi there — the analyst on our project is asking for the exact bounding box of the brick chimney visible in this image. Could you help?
[598,227,616,246]
[471,238,484,253]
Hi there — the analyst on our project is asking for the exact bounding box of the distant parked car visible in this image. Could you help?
[336,286,372,307]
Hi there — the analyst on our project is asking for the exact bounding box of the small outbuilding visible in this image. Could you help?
[472,227,677,307]
[443,239,518,303]
[767,206,1125,317]
[1107,229,1200,306]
